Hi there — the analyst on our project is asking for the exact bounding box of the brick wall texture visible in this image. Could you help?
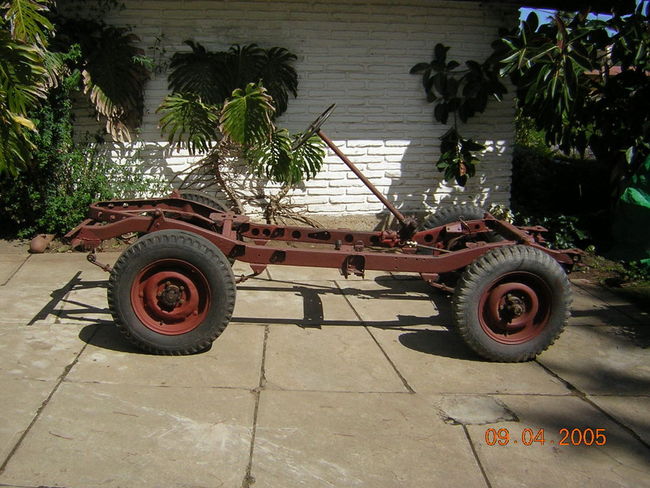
[89,0,518,217]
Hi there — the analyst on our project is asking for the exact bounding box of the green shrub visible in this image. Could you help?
[513,211,590,250]
[0,77,167,238]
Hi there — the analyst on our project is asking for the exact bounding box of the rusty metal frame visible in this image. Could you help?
[65,130,582,282]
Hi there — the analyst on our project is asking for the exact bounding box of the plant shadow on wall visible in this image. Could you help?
[155,41,327,226]
[369,41,509,229]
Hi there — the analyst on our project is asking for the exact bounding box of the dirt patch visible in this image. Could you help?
[573,253,650,314]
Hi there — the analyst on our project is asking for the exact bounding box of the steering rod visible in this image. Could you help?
[316,129,410,227]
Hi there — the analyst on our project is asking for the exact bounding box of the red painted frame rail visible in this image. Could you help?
[65,197,581,281]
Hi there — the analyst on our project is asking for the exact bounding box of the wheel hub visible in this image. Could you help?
[130,260,211,335]
[503,294,525,319]
[158,282,184,309]
[478,272,551,345]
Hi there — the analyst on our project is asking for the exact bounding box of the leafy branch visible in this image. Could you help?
[411,43,506,186]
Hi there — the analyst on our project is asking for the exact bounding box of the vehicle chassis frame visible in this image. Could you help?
[66,130,581,288]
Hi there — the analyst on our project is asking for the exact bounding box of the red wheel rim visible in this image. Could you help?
[477,272,551,345]
[130,259,211,335]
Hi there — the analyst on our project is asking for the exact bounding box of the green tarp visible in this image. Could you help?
[610,155,650,268]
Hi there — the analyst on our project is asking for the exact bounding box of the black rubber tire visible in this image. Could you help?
[452,245,571,362]
[421,204,488,230]
[179,190,231,212]
[107,230,236,355]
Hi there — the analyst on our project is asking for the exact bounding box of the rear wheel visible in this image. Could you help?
[452,245,571,362]
[419,204,499,286]
[421,204,488,230]
[179,190,232,212]
[108,230,236,355]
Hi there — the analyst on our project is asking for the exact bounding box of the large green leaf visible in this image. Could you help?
[247,128,292,182]
[2,0,53,47]
[0,103,37,174]
[0,28,46,173]
[219,83,274,147]
[157,92,219,154]
[247,129,324,184]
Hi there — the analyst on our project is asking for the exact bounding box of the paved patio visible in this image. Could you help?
[0,248,648,488]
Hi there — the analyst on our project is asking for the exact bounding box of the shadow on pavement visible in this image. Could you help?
[77,324,213,355]
[28,273,111,325]
[78,324,141,354]
[398,329,482,361]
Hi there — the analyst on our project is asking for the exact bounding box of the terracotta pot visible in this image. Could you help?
[29,234,55,253]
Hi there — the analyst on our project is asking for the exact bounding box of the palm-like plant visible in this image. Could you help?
[1,0,151,174]
[0,0,51,174]
[158,42,325,221]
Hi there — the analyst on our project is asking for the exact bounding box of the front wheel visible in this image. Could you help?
[107,230,236,355]
[452,245,571,362]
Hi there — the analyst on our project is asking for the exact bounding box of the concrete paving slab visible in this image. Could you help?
[0,285,64,324]
[56,281,111,324]
[68,323,264,389]
[0,239,30,254]
[9,253,117,286]
[538,325,650,395]
[588,395,650,446]
[337,277,441,328]
[573,278,647,310]
[569,285,641,327]
[368,327,569,394]
[0,377,55,463]
[0,323,93,381]
[466,395,650,488]
[573,279,650,326]
[0,254,29,285]
[266,264,390,281]
[233,278,359,326]
[251,390,487,488]
[437,395,518,425]
[0,382,255,488]
[232,260,271,279]
[264,325,407,392]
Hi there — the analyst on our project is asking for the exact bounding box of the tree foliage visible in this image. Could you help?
[0,0,151,175]
[0,0,50,174]
[496,5,650,178]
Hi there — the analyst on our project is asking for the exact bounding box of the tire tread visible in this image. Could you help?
[107,230,236,355]
[452,245,571,362]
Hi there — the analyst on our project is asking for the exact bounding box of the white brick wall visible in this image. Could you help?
[87,0,518,217]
